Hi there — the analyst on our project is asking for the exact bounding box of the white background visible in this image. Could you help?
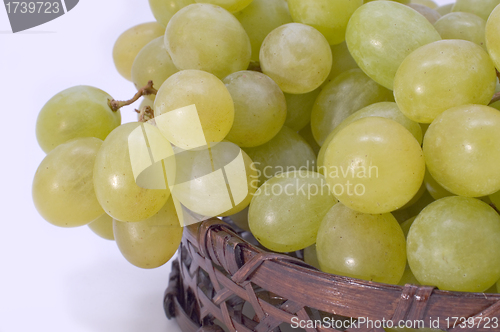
[0,0,452,331]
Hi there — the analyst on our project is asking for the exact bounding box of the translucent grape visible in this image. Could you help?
[436,3,453,15]
[346,1,441,90]
[284,89,321,132]
[407,196,500,292]
[228,206,250,232]
[36,86,121,153]
[408,4,441,24]
[398,265,420,287]
[411,0,437,8]
[165,3,251,79]
[113,198,183,269]
[321,42,359,88]
[154,70,234,150]
[316,203,406,284]
[131,37,178,98]
[424,105,500,197]
[223,71,287,148]
[322,117,425,214]
[434,12,487,50]
[317,102,423,168]
[311,69,393,146]
[392,190,435,223]
[88,214,114,240]
[234,0,292,62]
[287,0,363,45]
[194,0,253,13]
[394,40,496,123]
[93,123,170,222]
[452,0,500,21]
[33,138,104,227]
[304,245,320,270]
[424,170,454,200]
[248,171,336,253]
[486,5,500,70]
[112,22,165,81]
[490,190,500,210]
[298,124,320,157]
[259,23,332,94]
[243,126,317,184]
[148,0,194,27]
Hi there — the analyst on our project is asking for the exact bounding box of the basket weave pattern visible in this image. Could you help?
[164,219,500,332]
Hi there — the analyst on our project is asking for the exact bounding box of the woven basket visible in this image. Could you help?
[164,218,500,332]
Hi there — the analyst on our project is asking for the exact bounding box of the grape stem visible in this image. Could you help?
[135,106,155,123]
[108,80,158,112]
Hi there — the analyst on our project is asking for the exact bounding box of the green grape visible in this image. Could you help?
[317,102,422,169]
[365,0,410,3]
[434,12,487,50]
[284,89,321,132]
[154,70,234,150]
[392,190,435,223]
[33,138,104,227]
[114,198,183,269]
[424,169,454,200]
[401,216,416,239]
[452,0,500,21]
[88,213,114,240]
[316,203,406,284]
[287,0,363,45]
[420,123,430,138]
[194,0,253,12]
[94,123,170,222]
[112,22,165,81]
[408,4,441,24]
[411,0,437,8]
[165,4,251,79]
[304,245,320,270]
[36,86,121,153]
[244,126,317,184]
[223,71,287,148]
[424,105,500,197]
[260,23,332,94]
[407,196,500,292]
[346,1,441,90]
[249,171,336,252]
[131,37,178,98]
[486,5,500,71]
[323,117,425,214]
[172,142,258,217]
[321,42,359,88]
[485,284,498,293]
[234,0,292,62]
[298,124,320,156]
[436,3,453,16]
[394,40,495,123]
[490,190,500,210]
[398,182,427,211]
[148,0,194,27]
[311,69,393,146]
[398,265,420,286]
[228,206,250,232]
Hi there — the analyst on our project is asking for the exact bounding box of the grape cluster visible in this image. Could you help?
[32,0,500,310]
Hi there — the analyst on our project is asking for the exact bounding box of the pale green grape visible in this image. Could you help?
[304,245,320,269]
[436,3,453,16]
[398,182,427,211]
[411,0,437,8]
[311,69,393,146]
[260,23,332,94]
[33,138,104,227]
[88,213,114,240]
[287,0,363,45]
[401,216,416,239]
[490,190,500,210]
[36,86,121,153]
[244,126,317,184]
[408,4,441,24]
[321,42,359,88]
[148,0,194,27]
[317,102,422,168]
[114,198,183,269]
[346,1,441,90]
[452,0,500,21]
[154,70,234,150]
[434,12,486,50]
[323,117,425,214]
[249,171,336,252]
[112,22,165,81]
[234,0,292,62]
[131,37,178,99]
[486,5,500,70]
[194,0,253,12]
[364,0,410,3]
[172,142,258,217]
[392,191,435,223]
[316,203,406,284]
[284,89,321,132]
[94,123,170,222]
[407,196,500,292]
[424,170,454,200]
[165,4,251,79]
[223,71,287,148]
[420,123,430,138]
[424,105,500,197]
[398,265,420,286]
[298,124,320,156]
[394,40,495,123]
[485,284,498,293]
[228,206,250,232]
